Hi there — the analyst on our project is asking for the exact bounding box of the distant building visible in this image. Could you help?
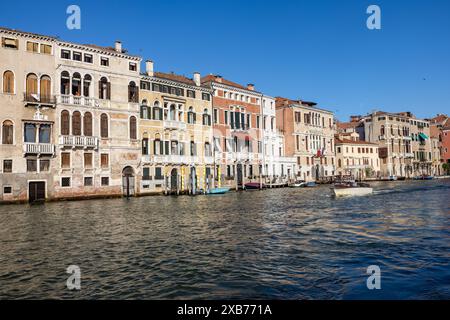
[276,97,336,182]
[428,114,449,175]
[335,132,380,180]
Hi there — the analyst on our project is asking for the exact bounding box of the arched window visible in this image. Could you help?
[26,73,38,97]
[380,125,385,136]
[83,75,92,97]
[169,104,176,121]
[72,72,81,96]
[61,110,70,135]
[2,120,13,144]
[153,101,162,120]
[83,112,93,136]
[140,100,149,119]
[187,107,196,124]
[60,71,70,95]
[338,159,342,168]
[40,75,51,102]
[72,111,81,136]
[154,133,162,155]
[100,113,108,138]
[205,142,211,157]
[203,109,211,126]
[130,116,137,140]
[128,81,138,103]
[99,77,110,100]
[3,71,14,94]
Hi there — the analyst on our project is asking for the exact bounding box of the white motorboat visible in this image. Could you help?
[332,181,373,197]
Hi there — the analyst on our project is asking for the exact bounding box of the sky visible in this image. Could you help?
[1,0,449,121]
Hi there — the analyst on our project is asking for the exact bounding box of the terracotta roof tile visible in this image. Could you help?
[201,75,248,90]
[335,138,378,146]
[154,72,197,86]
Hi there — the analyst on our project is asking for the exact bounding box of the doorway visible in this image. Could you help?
[122,166,135,197]
[29,181,46,203]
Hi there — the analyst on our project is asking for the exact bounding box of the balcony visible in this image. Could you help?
[404,153,414,158]
[24,93,56,108]
[23,143,55,155]
[57,95,99,107]
[204,156,214,165]
[59,135,99,149]
[163,120,186,131]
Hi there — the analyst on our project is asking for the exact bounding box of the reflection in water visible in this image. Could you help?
[0,180,449,299]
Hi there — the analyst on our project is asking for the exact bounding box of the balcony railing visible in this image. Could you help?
[59,135,99,149]
[163,120,187,131]
[57,95,98,107]
[24,93,56,107]
[23,143,55,155]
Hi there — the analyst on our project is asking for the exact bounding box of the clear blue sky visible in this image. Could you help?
[1,0,449,121]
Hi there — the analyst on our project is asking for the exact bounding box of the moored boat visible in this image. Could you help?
[289,180,307,188]
[305,182,317,187]
[244,182,265,189]
[207,187,231,194]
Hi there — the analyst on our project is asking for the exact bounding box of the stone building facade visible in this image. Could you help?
[276,97,336,182]
[138,61,214,194]
[1,28,58,202]
[201,75,264,188]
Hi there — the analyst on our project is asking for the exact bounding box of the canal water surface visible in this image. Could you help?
[0,180,449,299]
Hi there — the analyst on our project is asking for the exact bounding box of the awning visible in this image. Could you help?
[419,133,429,140]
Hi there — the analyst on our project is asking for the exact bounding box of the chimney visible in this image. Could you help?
[146,60,154,77]
[247,84,255,91]
[215,75,223,83]
[193,72,201,86]
[115,40,122,53]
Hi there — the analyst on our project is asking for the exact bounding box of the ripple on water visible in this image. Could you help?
[0,180,449,299]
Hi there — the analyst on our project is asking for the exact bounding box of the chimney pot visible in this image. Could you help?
[247,84,255,91]
[193,72,201,86]
[146,60,154,77]
[115,40,122,53]
[215,75,223,83]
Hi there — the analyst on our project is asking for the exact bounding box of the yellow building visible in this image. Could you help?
[138,61,214,194]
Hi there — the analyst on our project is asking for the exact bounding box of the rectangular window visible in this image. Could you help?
[202,93,210,101]
[84,177,93,187]
[61,177,71,187]
[2,37,18,49]
[3,160,12,173]
[27,41,39,52]
[224,111,229,125]
[100,57,109,66]
[73,51,82,61]
[84,153,93,168]
[101,177,109,186]
[101,154,109,168]
[3,186,12,194]
[40,159,50,172]
[187,90,196,98]
[27,159,37,172]
[61,49,71,59]
[40,44,52,54]
[213,109,218,124]
[84,54,93,63]
[155,167,163,180]
[143,168,150,180]
[129,62,137,71]
[61,152,71,168]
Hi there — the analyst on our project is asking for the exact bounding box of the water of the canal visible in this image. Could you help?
[0,179,449,299]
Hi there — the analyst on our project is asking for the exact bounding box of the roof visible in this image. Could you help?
[275,97,317,108]
[154,72,197,86]
[0,26,57,40]
[336,121,360,130]
[335,138,378,146]
[201,75,248,90]
[428,114,449,125]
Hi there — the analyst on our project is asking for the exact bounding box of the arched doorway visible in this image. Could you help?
[170,168,178,193]
[122,166,135,197]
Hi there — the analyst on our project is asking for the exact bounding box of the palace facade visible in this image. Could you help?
[276,97,336,182]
